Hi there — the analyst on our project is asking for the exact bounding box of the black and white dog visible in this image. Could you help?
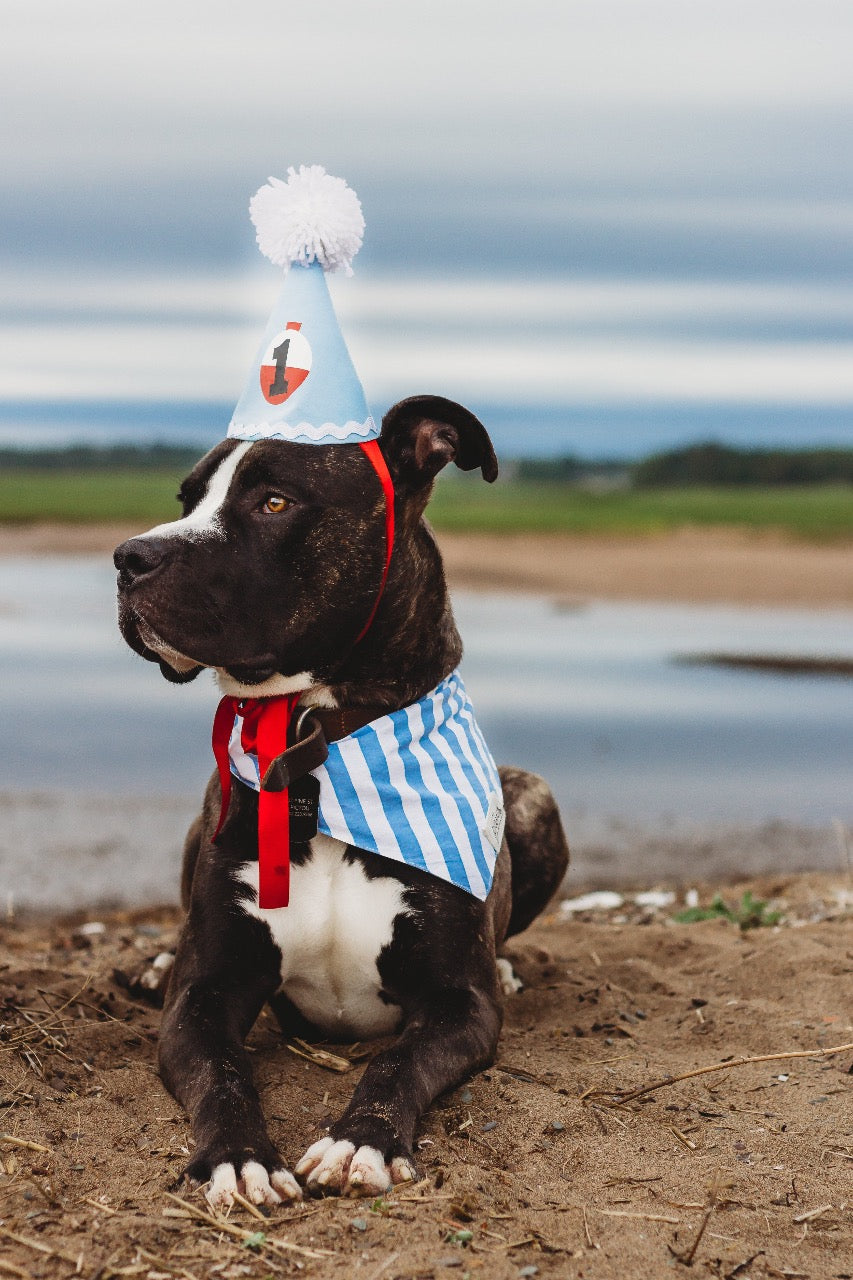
[114,395,569,1207]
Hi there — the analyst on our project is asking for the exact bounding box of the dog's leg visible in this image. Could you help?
[295,889,503,1198]
[499,766,569,939]
[297,987,501,1196]
[159,917,302,1211]
[179,813,204,910]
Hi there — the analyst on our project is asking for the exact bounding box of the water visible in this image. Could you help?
[1,557,851,907]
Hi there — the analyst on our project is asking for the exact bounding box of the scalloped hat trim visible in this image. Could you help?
[228,416,377,444]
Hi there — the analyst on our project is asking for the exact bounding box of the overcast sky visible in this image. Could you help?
[2,1,852,453]
[4,0,852,275]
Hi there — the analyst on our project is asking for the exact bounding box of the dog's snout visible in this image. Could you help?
[114,536,171,582]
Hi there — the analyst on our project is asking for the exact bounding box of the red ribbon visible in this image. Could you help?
[355,440,395,644]
[209,440,395,910]
[212,693,299,908]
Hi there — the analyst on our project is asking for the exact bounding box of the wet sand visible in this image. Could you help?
[1,521,852,606]
[437,528,853,608]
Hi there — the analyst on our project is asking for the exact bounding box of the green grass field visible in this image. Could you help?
[429,476,853,539]
[0,467,850,540]
[0,470,186,525]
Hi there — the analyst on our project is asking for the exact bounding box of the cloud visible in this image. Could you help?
[3,269,852,406]
[4,1,853,182]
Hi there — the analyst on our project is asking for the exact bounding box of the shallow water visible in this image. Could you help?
[1,557,851,907]
[2,557,851,821]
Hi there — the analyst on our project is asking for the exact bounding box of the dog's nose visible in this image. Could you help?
[114,536,172,582]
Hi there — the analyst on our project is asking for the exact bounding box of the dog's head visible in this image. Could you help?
[114,395,497,693]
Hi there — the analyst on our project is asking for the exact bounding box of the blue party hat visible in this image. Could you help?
[228,166,377,445]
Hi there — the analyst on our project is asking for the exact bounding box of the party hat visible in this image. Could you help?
[227,165,377,445]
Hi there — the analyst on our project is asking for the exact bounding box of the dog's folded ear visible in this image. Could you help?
[379,396,498,488]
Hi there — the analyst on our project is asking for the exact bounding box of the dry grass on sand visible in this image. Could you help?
[1,873,851,1280]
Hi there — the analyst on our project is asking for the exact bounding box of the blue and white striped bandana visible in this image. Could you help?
[227,670,505,900]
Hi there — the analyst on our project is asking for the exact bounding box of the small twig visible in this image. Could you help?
[395,1190,455,1203]
[672,1192,717,1267]
[31,978,93,1022]
[0,1225,81,1267]
[582,1053,638,1068]
[501,1236,537,1251]
[19,1010,67,1049]
[0,1260,33,1279]
[604,1175,663,1188]
[586,1041,853,1106]
[595,1208,680,1224]
[162,1191,334,1259]
[0,979,93,1052]
[365,1251,399,1280]
[670,1127,697,1151]
[582,1204,595,1248]
[231,1189,269,1222]
[496,1063,546,1085]
[285,1039,352,1072]
[82,1196,119,1215]
[792,1203,834,1224]
[0,1133,53,1154]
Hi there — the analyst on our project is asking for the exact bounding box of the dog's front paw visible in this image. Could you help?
[206,1160,302,1211]
[185,1150,302,1211]
[294,1136,418,1198]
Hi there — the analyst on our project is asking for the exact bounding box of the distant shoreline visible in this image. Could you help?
[1,521,852,608]
[437,528,853,607]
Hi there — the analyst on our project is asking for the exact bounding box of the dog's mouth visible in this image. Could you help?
[135,618,204,675]
[126,614,206,686]
[121,603,284,688]
[118,603,206,684]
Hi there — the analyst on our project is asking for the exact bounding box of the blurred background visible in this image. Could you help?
[1,0,851,911]
[2,0,853,453]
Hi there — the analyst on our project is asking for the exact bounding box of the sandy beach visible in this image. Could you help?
[1,520,852,606]
[1,874,850,1280]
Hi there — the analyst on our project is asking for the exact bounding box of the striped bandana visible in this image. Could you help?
[218,671,505,904]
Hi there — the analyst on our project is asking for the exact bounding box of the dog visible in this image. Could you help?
[114,394,569,1207]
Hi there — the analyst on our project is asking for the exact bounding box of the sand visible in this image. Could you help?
[437,529,853,609]
[1,875,851,1279]
[1,521,852,607]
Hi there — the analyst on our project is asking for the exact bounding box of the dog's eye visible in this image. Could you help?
[262,495,288,514]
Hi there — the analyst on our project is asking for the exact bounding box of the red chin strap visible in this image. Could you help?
[354,439,395,644]
[210,439,394,910]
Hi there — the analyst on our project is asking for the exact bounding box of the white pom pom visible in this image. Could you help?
[249,165,364,275]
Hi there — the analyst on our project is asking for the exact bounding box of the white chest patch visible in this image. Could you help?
[234,835,409,1038]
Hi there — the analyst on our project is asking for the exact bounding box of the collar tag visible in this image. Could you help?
[483,792,506,853]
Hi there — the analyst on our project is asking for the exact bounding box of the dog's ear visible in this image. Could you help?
[379,396,498,488]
